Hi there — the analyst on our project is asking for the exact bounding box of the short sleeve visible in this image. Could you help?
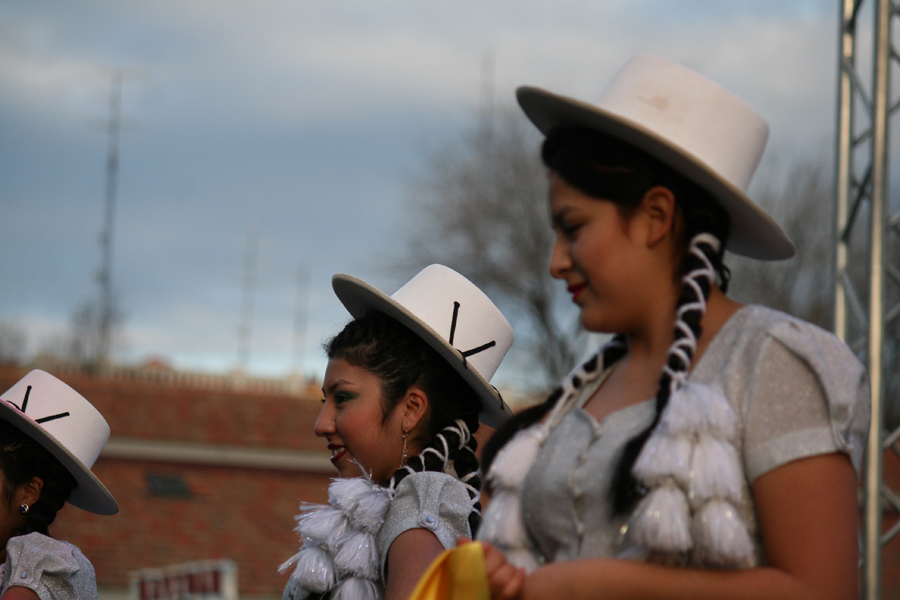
[374,472,472,577]
[741,317,870,482]
[3,533,97,600]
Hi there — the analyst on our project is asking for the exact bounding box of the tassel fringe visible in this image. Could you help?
[626,382,753,567]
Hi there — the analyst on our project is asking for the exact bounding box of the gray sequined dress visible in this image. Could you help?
[520,305,870,566]
[0,533,97,600]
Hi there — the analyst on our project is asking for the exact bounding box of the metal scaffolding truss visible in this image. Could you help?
[835,0,900,598]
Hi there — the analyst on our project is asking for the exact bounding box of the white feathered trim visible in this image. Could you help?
[691,500,754,567]
[487,426,548,489]
[330,577,382,600]
[333,530,380,579]
[281,544,337,593]
[688,435,743,507]
[329,477,375,511]
[628,381,754,567]
[628,483,692,554]
[282,476,392,600]
[295,507,349,550]
[349,486,393,535]
[476,489,530,548]
[660,382,736,440]
[633,432,692,487]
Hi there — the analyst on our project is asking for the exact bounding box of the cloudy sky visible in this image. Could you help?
[0,0,849,382]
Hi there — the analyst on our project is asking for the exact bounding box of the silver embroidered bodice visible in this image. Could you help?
[520,305,869,565]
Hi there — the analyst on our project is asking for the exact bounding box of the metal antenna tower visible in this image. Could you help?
[835,1,900,597]
[237,227,259,370]
[95,69,124,369]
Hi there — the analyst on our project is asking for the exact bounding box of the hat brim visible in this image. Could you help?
[517,86,794,261]
[0,401,118,515]
[332,274,512,429]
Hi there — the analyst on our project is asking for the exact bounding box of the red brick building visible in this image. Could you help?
[0,365,334,600]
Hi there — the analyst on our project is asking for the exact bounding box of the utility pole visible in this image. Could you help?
[237,227,259,371]
[291,268,309,375]
[479,47,496,144]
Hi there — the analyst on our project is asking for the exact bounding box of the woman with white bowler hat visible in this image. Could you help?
[0,370,118,600]
[476,56,869,599]
[280,264,514,600]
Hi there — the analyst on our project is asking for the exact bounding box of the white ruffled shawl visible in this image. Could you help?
[280,477,393,600]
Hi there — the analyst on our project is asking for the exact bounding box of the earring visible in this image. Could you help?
[400,429,409,467]
[19,504,28,515]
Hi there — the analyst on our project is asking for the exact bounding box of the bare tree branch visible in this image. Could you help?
[395,108,580,388]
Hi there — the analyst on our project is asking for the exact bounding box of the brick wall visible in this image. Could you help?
[52,460,330,597]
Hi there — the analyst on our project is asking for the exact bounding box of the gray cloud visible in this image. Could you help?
[0,0,843,381]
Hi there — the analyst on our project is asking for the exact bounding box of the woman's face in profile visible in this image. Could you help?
[315,358,406,482]
[547,174,650,334]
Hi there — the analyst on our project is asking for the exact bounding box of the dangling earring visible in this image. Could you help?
[400,429,409,467]
[19,504,29,515]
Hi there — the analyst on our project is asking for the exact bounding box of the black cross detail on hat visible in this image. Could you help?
[6,385,71,424]
[448,301,496,370]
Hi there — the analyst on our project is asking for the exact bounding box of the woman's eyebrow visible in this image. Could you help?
[324,379,352,395]
[550,206,572,227]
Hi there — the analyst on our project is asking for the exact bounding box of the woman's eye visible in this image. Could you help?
[334,392,356,405]
[561,223,582,239]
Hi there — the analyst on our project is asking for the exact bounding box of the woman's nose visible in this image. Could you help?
[548,233,571,279]
[314,402,335,437]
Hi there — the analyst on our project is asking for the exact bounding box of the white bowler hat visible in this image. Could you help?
[332,264,515,428]
[517,55,794,260]
[0,370,118,515]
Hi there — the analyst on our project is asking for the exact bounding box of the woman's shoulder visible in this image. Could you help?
[724,304,861,367]
[387,471,472,519]
[4,533,95,591]
[6,533,88,561]
[376,472,473,567]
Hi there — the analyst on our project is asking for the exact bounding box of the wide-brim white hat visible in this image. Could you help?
[0,370,118,515]
[332,264,515,428]
[517,55,794,260]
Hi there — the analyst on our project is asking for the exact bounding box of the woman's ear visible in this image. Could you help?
[401,386,430,433]
[17,477,43,509]
[641,185,678,247]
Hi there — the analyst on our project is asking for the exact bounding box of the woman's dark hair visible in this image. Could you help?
[0,418,77,536]
[324,311,484,532]
[483,126,732,515]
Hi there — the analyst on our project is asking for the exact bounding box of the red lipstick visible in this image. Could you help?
[328,443,347,464]
[567,283,586,302]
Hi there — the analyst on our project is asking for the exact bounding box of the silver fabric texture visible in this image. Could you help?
[0,533,97,600]
[521,304,870,567]
[375,471,472,578]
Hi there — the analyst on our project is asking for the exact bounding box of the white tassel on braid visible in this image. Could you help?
[282,420,482,600]
[479,346,622,573]
[624,233,754,568]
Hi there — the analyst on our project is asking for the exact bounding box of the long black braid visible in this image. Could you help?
[481,127,731,516]
[324,311,484,533]
[0,418,77,536]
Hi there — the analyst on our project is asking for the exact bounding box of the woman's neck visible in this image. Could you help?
[583,287,743,424]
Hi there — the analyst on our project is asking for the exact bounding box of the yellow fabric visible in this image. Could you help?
[407,541,489,600]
